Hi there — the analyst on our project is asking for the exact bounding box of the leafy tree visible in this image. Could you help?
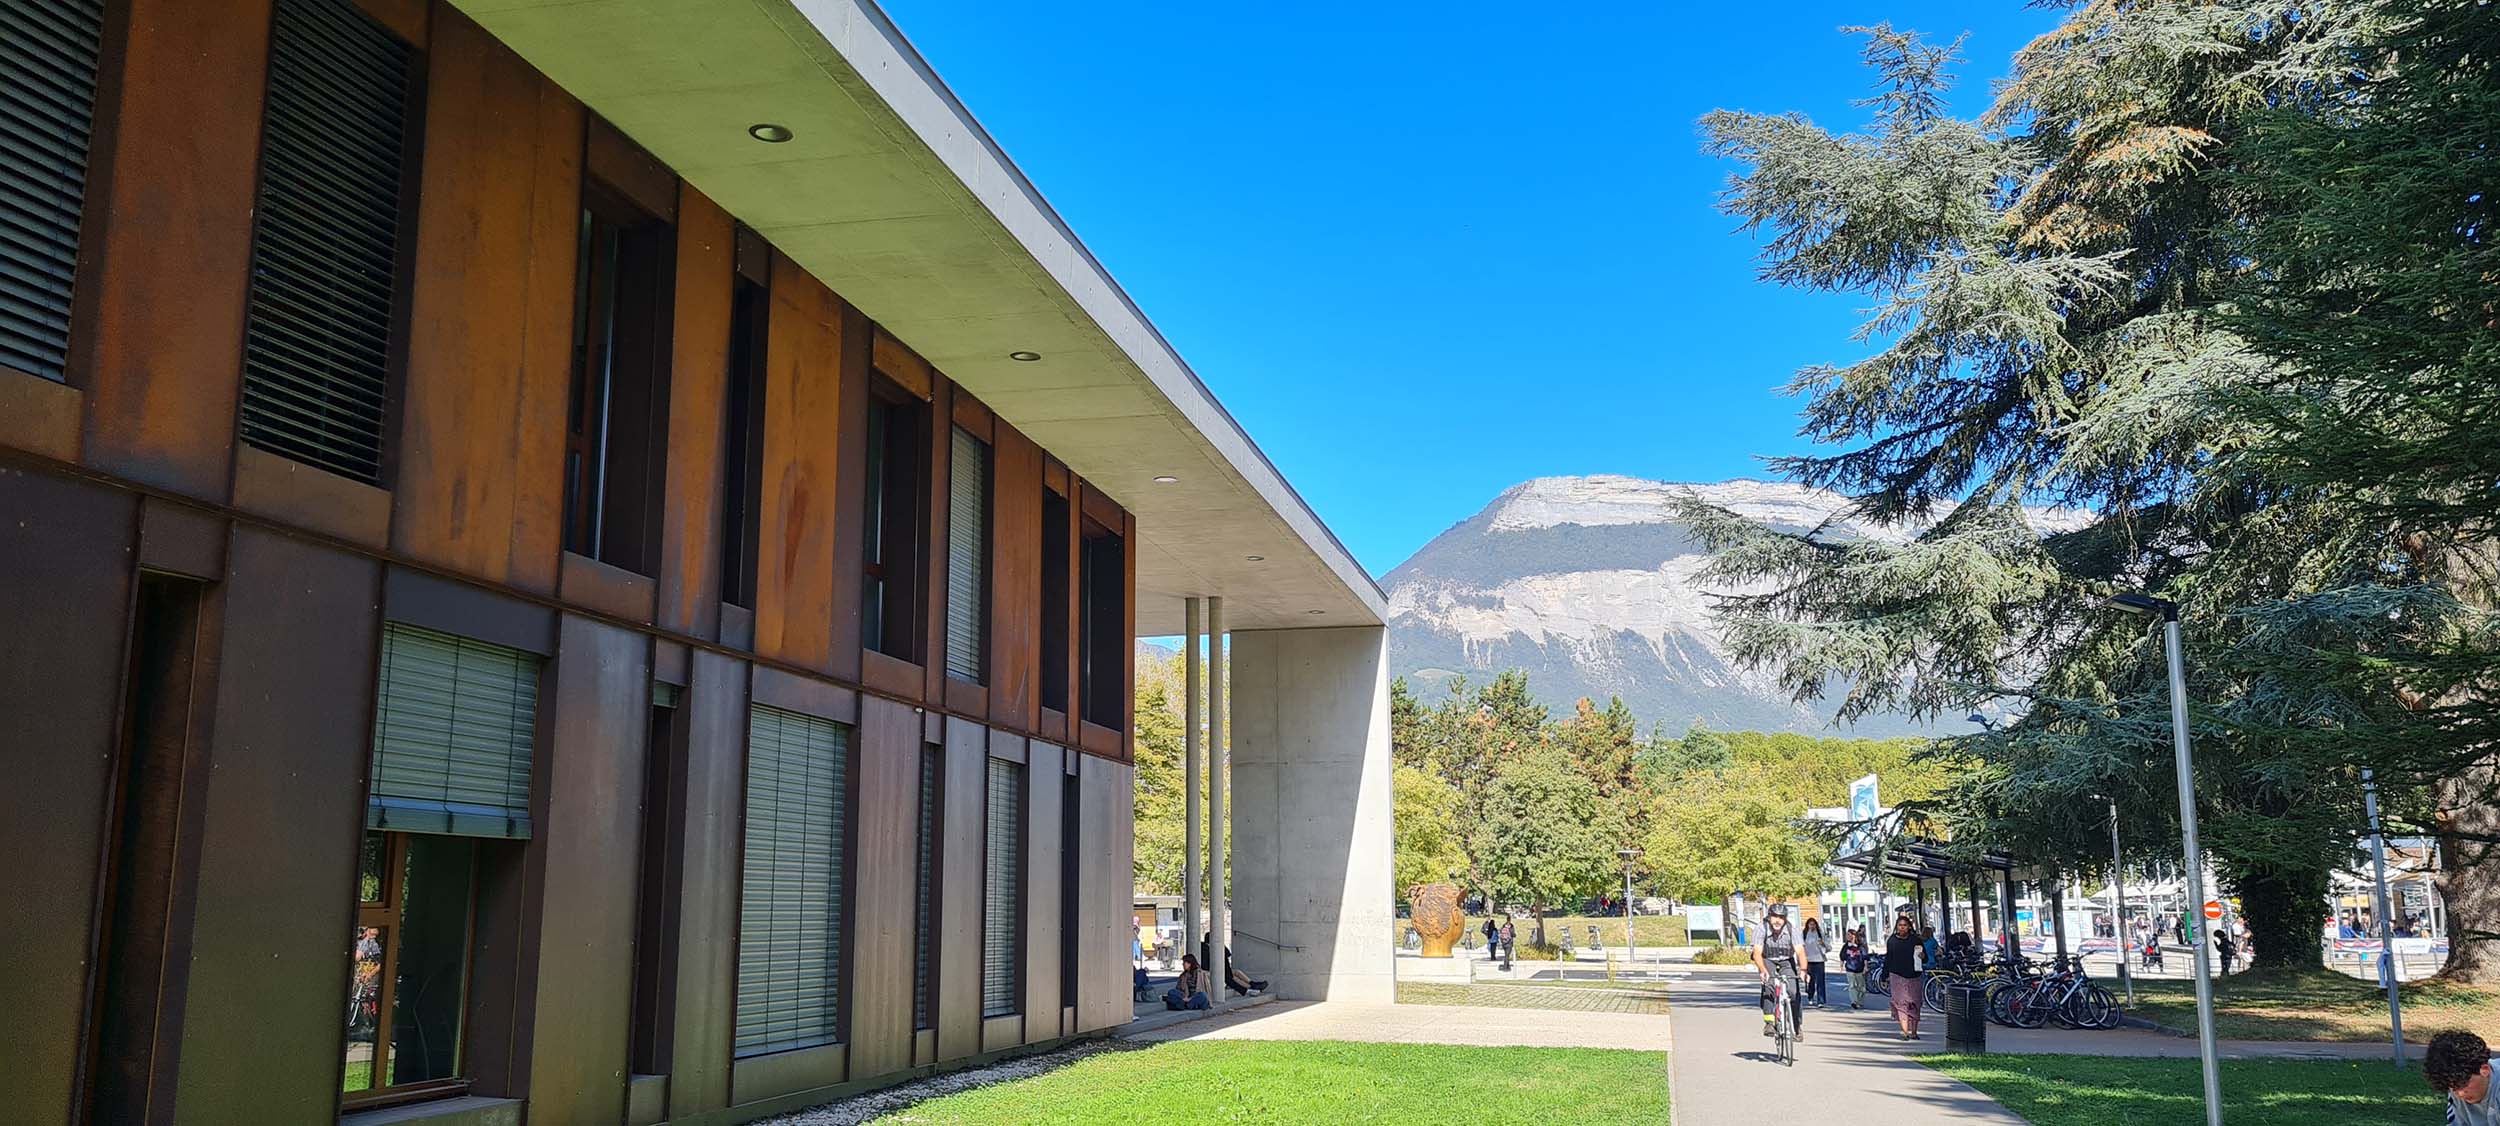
[1475,739,1619,945]
[1131,653,1188,895]
[1643,764,1829,907]
[1393,765,1469,895]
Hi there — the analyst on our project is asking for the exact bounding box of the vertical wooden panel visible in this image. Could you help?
[1075,755,1135,1032]
[920,379,953,706]
[990,423,1042,731]
[1020,741,1063,1032]
[753,256,841,671]
[1122,511,1138,761]
[78,0,273,500]
[174,528,380,1121]
[656,187,733,638]
[935,717,985,1061]
[525,614,650,1124]
[665,648,748,1120]
[392,8,583,594]
[826,303,870,682]
[0,467,136,1126]
[846,697,918,1079]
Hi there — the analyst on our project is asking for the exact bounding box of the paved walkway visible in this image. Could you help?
[1123,998,1674,1051]
[1666,967,2024,1125]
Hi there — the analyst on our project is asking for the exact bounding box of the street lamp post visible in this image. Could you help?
[2107,592,2223,1126]
[1619,848,1643,966]
[2364,768,2406,1066]
[2109,797,2135,1005]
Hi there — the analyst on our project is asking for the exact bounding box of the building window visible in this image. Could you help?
[982,757,1023,1018]
[913,743,940,1031]
[563,184,675,573]
[630,687,681,1075]
[369,625,541,839]
[944,426,990,683]
[344,831,478,1102]
[1060,771,1080,1007]
[0,0,106,383]
[863,382,928,661]
[1039,487,1070,714]
[1078,518,1126,729]
[717,257,768,609]
[736,705,850,1056]
[237,0,422,485]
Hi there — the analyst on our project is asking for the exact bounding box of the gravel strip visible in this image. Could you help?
[753,1037,1140,1125]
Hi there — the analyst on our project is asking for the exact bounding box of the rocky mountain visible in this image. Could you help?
[1383,476,2086,738]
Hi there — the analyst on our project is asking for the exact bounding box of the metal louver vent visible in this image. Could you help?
[913,744,939,1030]
[0,0,105,382]
[982,757,1022,1017]
[238,0,415,485]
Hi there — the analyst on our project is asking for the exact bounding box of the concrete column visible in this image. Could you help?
[1207,597,1228,1007]
[1227,624,1394,1001]
[1183,597,1202,988]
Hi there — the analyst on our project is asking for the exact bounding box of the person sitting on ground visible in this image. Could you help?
[1199,933,1268,996]
[2427,1029,2500,1125]
[1164,955,1211,1011]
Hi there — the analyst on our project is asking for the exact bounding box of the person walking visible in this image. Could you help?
[2217,927,2237,976]
[1841,927,1869,1009]
[1801,917,1830,1008]
[1498,918,1516,972]
[1483,915,1500,959]
[1884,915,1924,1040]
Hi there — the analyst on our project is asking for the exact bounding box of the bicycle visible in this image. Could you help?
[1767,971,1798,1067]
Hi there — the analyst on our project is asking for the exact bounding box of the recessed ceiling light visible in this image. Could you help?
[1245,555,1264,562]
[1152,475,1179,484]
[1008,350,1042,362]
[747,123,794,143]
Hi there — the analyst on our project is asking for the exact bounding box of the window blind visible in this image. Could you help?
[981,757,1022,1017]
[238,0,415,485]
[0,0,103,382]
[368,624,541,839]
[945,427,988,683]
[913,744,939,1031]
[736,705,849,1056]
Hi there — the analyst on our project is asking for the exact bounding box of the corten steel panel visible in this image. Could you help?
[656,186,735,640]
[137,497,228,582]
[1121,511,1137,762]
[0,374,80,463]
[525,614,652,1124]
[1049,468,1080,746]
[175,527,381,1121]
[1076,755,1135,1033]
[919,379,952,707]
[77,0,272,500]
[1020,741,1063,1032]
[934,717,986,1061]
[753,254,842,672]
[665,648,749,1121]
[989,422,1042,731]
[391,9,583,595]
[846,696,919,1081]
[0,468,136,1126]
[826,302,869,682]
[230,445,393,549]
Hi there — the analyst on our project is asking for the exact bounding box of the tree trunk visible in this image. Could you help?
[2235,863,2328,972]
[2435,765,2500,984]
[1533,905,1547,948]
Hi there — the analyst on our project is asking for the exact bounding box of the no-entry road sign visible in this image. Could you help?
[2203,900,2225,920]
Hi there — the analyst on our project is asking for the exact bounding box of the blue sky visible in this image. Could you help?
[883,2,2066,577]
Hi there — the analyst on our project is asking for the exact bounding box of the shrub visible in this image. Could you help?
[1692,944,1754,966]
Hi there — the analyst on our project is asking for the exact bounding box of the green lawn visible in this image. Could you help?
[1925,1053,2442,1126]
[871,1040,1669,1124]
[2129,968,2500,1043]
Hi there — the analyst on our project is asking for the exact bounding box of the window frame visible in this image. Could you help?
[341,830,478,1111]
[560,178,675,574]
[862,377,930,663]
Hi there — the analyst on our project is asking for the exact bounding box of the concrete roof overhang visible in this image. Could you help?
[457,0,1387,633]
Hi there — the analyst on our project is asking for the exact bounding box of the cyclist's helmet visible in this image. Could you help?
[1766,904,1788,920]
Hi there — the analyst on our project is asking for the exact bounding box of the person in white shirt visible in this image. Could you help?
[1800,916,1830,1007]
[2429,1030,2500,1126]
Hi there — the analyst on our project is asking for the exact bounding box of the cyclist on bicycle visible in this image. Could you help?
[1753,904,1806,1042]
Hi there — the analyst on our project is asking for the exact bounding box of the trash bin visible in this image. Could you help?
[1944,982,1987,1053]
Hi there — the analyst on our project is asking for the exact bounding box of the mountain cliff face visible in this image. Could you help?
[1382,476,2081,737]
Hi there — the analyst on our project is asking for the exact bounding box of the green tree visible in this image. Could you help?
[1475,739,1618,945]
[1131,654,1187,895]
[1643,764,1829,907]
[1392,765,1469,896]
